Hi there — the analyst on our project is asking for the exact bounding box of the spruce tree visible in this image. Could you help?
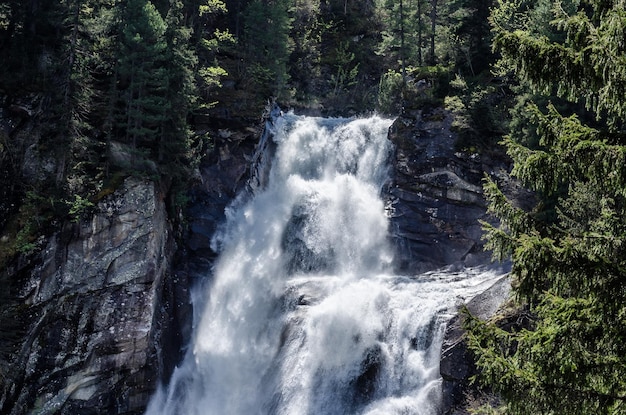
[242,0,293,99]
[466,1,626,413]
[53,0,111,195]
[289,0,324,101]
[377,0,426,73]
[161,0,197,168]
[115,0,169,161]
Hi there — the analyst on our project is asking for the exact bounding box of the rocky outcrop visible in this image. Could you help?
[181,118,263,278]
[0,177,179,415]
[0,93,270,414]
[0,102,525,414]
[439,275,511,414]
[386,107,509,273]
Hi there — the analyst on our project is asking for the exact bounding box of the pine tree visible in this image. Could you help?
[377,0,427,74]
[115,0,169,161]
[242,0,293,99]
[436,0,493,75]
[53,0,113,195]
[466,1,626,413]
[289,0,324,101]
[160,0,197,168]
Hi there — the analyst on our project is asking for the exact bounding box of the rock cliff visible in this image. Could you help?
[0,105,522,414]
[439,276,511,414]
[181,117,264,280]
[386,107,508,273]
[0,177,178,415]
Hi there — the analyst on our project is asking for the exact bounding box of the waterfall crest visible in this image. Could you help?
[146,114,503,415]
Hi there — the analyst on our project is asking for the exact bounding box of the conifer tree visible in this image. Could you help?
[436,0,492,75]
[160,0,197,168]
[289,0,324,101]
[242,0,293,99]
[54,0,112,195]
[115,0,169,159]
[466,1,626,413]
[377,0,427,74]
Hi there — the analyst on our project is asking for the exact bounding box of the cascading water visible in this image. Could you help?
[146,114,504,415]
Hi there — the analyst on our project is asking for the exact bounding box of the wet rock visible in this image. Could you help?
[182,117,261,273]
[352,345,383,408]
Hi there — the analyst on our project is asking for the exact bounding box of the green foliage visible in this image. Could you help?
[493,1,626,127]
[377,0,428,69]
[467,1,626,413]
[116,0,169,149]
[196,0,233,101]
[444,74,507,151]
[378,69,405,114]
[466,294,626,415]
[445,94,470,127]
[199,66,228,90]
[243,0,293,100]
[200,28,235,53]
[330,41,359,97]
[470,404,507,415]
[0,190,57,264]
[66,194,95,222]
[377,64,448,114]
[199,0,227,15]
[288,0,325,102]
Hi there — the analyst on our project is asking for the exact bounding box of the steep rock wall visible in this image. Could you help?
[439,276,512,414]
[181,117,264,279]
[0,177,177,415]
[0,104,522,414]
[387,108,504,273]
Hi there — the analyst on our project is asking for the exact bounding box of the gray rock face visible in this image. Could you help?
[0,177,176,415]
[182,121,261,273]
[386,108,507,273]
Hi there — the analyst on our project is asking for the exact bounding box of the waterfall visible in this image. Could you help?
[146,114,503,415]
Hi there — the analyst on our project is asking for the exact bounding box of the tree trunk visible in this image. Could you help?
[417,0,422,65]
[429,0,437,65]
[400,0,406,82]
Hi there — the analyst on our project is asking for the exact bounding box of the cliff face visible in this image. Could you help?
[0,177,178,415]
[0,105,518,414]
[180,117,263,279]
[0,92,263,414]
[386,107,508,273]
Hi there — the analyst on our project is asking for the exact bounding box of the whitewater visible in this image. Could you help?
[146,113,503,415]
